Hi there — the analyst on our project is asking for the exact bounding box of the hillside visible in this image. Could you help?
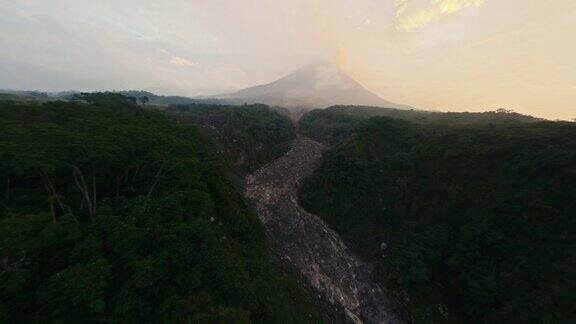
[0,93,321,323]
[118,90,228,106]
[299,113,576,322]
[300,105,542,145]
[167,104,295,174]
[2,92,574,323]
[213,62,413,110]
[0,89,226,106]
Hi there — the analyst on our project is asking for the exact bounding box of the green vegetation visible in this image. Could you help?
[168,104,295,173]
[0,89,229,106]
[0,93,18,102]
[0,91,50,104]
[299,108,576,323]
[118,90,229,106]
[300,105,540,145]
[0,94,317,323]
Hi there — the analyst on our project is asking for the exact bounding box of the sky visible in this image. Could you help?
[1,0,575,120]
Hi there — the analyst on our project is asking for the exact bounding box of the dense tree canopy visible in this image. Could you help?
[0,95,318,323]
[300,110,576,323]
[168,104,295,173]
[300,105,541,145]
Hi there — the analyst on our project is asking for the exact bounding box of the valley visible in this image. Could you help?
[2,2,575,323]
[245,136,400,323]
[1,92,574,323]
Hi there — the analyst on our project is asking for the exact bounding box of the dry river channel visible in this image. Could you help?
[245,136,401,324]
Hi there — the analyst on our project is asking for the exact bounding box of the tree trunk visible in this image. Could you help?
[147,161,166,198]
[91,167,97,215]
[71,164,94,221]
[4,176,10,204]
[48,198,56,224]
[116,173,121,198]
[41,171,78,222]
[133,163,141,182]
[115,169,130,198]
[40,172,57,224]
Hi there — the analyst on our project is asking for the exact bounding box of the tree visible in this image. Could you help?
[299,111,576,323]
[495,108,514,114]
[139,96,149,105]
[0,96,318,323]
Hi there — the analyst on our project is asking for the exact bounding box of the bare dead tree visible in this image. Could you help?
[71,164,95,221]
[39,171,76,224]
[147,161,166,198]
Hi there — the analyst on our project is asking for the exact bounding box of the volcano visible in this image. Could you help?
[215,62,413,109]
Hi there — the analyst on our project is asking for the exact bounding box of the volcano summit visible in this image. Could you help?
[214,62,413,110]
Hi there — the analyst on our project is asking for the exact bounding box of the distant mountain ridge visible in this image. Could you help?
[117,91,227,105]
[0,89,226,106]
[1,63,413,110]
[213,62,413,110]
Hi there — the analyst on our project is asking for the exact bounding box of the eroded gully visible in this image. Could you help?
[245,136,400,324]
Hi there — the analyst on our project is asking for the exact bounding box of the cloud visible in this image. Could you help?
[436,0,484,14]
[396,0,485,31]
[169,56,199,67]
[1,0,575,120]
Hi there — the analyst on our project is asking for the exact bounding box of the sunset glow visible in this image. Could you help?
[1,0,575,119]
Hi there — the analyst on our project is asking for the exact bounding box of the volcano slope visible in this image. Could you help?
[245,136,400,323]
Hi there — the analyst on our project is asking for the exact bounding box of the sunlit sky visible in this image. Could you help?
[1,0,575,119]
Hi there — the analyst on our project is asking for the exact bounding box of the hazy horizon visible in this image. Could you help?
[1,0,575,120]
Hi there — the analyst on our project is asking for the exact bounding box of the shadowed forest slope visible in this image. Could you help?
[0,94,320,323]
[300,105,541,145]
[299,108,576,323]
[167,104,295,175]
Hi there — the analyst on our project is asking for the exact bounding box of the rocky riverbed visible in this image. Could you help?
[245,136,400,324]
